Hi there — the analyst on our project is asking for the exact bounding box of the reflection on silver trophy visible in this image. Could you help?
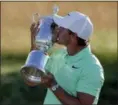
[20,5,59,83]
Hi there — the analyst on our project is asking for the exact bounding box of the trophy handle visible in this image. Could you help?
[53,5,59,15]
[32,5,59,24]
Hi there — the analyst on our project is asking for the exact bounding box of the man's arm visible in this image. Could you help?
[41,72,95,105]
[50,83,95,105]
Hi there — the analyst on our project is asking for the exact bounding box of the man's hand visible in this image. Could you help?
[30,22,40,36]
[23,77,39,87]
[23,72,55,88]
[41,72,56,88]
[30,22,40,51]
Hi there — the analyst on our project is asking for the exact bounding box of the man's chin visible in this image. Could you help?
[56,41,64,45]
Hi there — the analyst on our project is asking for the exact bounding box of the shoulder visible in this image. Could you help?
[81,54,104,83]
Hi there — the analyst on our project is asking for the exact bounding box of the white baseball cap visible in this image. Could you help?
[53,11,93,41]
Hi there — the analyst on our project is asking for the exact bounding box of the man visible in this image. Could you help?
[26,11,104,105]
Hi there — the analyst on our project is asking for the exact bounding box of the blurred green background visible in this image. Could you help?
[1,1,118,105]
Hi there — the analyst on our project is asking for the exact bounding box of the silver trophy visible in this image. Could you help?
[20,5,59,83]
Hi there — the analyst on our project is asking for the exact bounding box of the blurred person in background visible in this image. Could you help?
[25,11,104,105]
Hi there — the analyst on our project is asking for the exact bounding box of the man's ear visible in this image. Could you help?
[71,33,78,45]
[71,33,78,40]
[70,33,77,43]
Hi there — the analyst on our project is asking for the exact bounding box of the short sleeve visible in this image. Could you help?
[76,66,104,96]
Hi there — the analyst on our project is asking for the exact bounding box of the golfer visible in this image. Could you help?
[26,11,104,105]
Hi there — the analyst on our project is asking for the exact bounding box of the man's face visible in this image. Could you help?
[52,26,59,43]
[56,27,72,46]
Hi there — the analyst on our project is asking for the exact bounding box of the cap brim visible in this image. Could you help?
[53,14,68,29]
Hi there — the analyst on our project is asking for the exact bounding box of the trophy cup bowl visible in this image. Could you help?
[20,50,49,83]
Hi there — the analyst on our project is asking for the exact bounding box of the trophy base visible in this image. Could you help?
[20,66,45,83]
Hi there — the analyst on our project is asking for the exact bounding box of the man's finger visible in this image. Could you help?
[30,23,36,31]
[37,21,40,26]
[46,71,52,75]
[46,72,53,77]
[37,28,40,33]
[41,78,49,83]
[35,21,40,30]
[31,23,36,28]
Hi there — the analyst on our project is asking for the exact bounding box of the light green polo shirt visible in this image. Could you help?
[44,45,104,105]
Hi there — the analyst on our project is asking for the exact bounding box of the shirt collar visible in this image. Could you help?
[65,45,92,62]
